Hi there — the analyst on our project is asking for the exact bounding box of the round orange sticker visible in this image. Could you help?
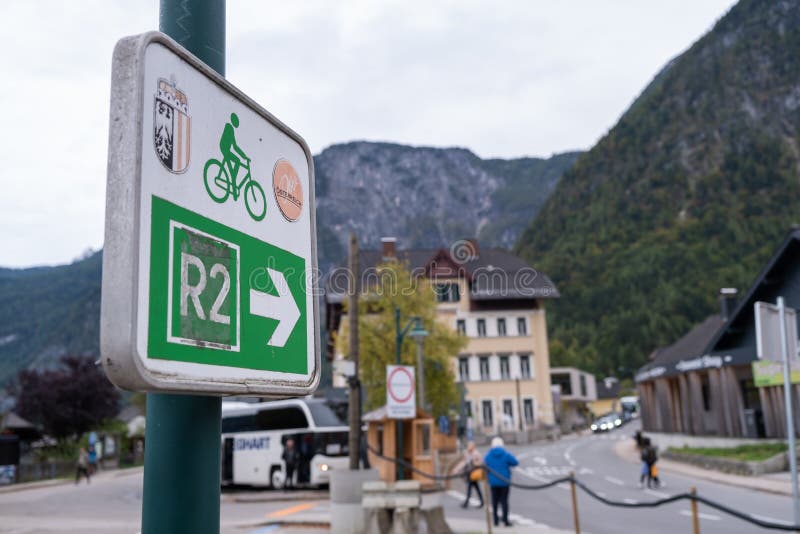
[272,159,304,221]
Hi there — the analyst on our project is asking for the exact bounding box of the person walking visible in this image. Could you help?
[282,438,299,490]
[460,441,484,508]
[75,447,91,485]
[483,437,518,527]
[639,438,659,488]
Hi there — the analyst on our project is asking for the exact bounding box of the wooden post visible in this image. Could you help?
[570,471,580,534]
[482,468,493,534]
[347,233,361,470]
[690,486,700,534]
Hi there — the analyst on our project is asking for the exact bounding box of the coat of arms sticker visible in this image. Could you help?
[154,78,191,173]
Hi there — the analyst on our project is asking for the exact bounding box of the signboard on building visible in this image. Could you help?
[101,32,319,396]
[387,365,416,419]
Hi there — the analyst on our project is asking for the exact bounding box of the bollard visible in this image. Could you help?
[569,471,581,534]
[690,486,700,534]
[481,468,493,534]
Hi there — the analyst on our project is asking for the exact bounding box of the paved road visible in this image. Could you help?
[443,422,797,533]
[0,468,328,533]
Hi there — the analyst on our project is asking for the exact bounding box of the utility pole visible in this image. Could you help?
[348,234,361,470]
[142,2,225,533]
[778,297,800,525]
[415,336,425,412]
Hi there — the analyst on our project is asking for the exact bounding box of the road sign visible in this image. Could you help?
[755,301,798,363]
[101,32,319,396]
[387,365,416,419]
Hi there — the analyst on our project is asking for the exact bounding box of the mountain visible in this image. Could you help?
[515,0,800,376]
[314,142,580,270]
[0,251,102,383]
[0,144,578,385]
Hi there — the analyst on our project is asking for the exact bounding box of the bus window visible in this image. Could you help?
[221,414,258,433]
[307,402,346,427]
[255,407,308,430]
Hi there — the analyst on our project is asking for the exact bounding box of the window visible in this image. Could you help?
[500,355,510,380]
[580,374,587,397]
[255,407,309,430]
[477,319,486,337]
[307,401,346,427]
[482,400,493,427]
[416,423,431,455]
[497,318,507,336]
[458,356,470,382]
[479,356,490,380]
[456,319,466,335]
[523,399,535,425]
[552,373,572,395]
[519,354,531,379]
[517,317,527,336]
[502,399,514,429]
[376,425,384,455]
[463,400,473,418]
[435,283,460,303]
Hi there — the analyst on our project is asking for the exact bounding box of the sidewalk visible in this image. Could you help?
[0,465,144,495]
[253,512,573,533]
[614,438,795,496]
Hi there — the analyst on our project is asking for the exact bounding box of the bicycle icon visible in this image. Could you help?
[203,113,267,221]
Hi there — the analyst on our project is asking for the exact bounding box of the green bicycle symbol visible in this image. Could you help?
[203,113,267,221]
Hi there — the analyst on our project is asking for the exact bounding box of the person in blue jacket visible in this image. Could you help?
[483,436,518,527]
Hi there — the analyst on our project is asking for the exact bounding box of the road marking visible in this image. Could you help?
[266,502,316,518]
[679,510,721,521]
[644,489,669,499]
[533,456,548,465]
[557,483,570,491]
[248,527,280,534]
[623,498,637,504]
[750,514,793,526]
[604,476,625,486]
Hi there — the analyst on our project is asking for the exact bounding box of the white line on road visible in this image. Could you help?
[679,510,721,521]
[645,489,669,499]
[604,476,625,486]
[750,514,793,526]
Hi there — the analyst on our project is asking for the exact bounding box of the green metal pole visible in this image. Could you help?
[142,2,225,533]
[395,307,404,480]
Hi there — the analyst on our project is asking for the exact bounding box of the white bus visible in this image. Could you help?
[221,398,350,488]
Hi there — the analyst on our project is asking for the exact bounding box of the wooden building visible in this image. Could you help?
[636,230,800,439]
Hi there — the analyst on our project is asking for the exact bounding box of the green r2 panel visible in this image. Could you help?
[148,196,308,374]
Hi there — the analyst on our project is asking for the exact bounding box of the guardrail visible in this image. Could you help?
[366,443,800,533]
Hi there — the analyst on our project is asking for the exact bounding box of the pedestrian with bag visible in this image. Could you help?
[483,436,518,527]
[639,437,659,488]
[460,441,484,508]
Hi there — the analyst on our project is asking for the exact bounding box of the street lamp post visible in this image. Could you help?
[394,307,428,480]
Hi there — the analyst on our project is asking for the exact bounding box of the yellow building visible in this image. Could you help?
[325,238,559,437]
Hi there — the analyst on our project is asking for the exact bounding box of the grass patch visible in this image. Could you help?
[668,443,789,462]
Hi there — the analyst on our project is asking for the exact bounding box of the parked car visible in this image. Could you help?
[590,412,623,433]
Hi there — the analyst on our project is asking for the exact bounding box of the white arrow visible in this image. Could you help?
[249,268,300,347]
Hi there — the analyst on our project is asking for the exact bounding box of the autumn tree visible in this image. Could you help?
[336,261,466,416]
[13,355,120,441]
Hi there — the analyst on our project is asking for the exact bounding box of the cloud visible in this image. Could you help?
[0,0,735,266]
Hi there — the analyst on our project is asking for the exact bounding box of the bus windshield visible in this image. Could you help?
[307,401,346,428]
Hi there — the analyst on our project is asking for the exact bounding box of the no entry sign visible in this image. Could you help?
[101,32,319,396]
[387,365,416,419]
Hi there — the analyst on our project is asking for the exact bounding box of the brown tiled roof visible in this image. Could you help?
[326,246,558,302]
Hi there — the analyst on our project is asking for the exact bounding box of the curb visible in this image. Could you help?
[227,491,329,504]
[613,439,794,496]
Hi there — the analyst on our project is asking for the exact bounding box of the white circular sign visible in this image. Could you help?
[388,366,414,403]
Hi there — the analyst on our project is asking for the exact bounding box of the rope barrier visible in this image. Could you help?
[364,443,800,531]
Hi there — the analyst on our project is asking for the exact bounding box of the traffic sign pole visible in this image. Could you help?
[142,2,225,533]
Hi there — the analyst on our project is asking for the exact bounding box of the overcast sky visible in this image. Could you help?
[1,0,736,268]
